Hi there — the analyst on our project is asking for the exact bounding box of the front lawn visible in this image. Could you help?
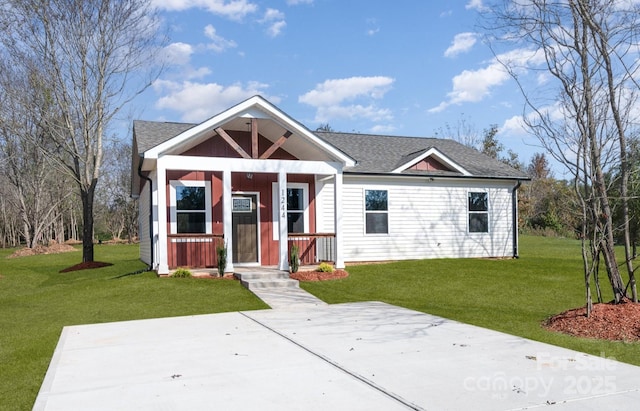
[0,244,268,410]
[300,235,640,366]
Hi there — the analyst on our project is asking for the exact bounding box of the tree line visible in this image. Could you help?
[0,136,138,248]
[0,0,163,261]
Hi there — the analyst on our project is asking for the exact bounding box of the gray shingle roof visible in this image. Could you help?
[133,120,196,154]
[133,120,528,180]
[315,131,528,179]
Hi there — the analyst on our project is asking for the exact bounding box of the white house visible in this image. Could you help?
[131,96,528,275]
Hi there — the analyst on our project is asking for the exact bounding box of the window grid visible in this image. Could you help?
[468,192,489,233]
[364,189,388,234]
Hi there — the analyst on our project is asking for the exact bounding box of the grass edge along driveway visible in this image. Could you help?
[300,235,640,368]
[0,244,268,410]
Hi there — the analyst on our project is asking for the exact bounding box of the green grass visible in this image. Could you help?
[3,237,639,409]
[300,235,640,366]
[0,244,268,410]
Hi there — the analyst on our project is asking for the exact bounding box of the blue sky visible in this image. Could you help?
[130,0,545,171]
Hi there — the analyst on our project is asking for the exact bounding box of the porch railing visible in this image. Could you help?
[168,234,224,268]
[288,233,335,265]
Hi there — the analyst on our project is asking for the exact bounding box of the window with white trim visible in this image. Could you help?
[272,182,309,239]
[287,187,305,233]
[365,189,388,234]
[468,192,489,233]
[170,181,212,234]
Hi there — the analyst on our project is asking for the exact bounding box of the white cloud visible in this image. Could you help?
[314,105,393,124]
[465,0,486,11]
[429,64,510,113]
[300,76,394,106]
[152,0,258,21]
[444,32,477,58]
[499,115,528,138]
[261,8,286,37]
[299,76,395,123]
[162,42,194,65]
[161,43,212,80]
[153,80,278,122]
[286,0,313,4]
[203,24,237,52]
[429,48,543,113]
[370,124,397,134]
[183,66,213,80]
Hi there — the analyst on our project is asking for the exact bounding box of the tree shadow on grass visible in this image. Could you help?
[59,261,113,273]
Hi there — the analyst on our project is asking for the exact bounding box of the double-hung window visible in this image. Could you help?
[272,182,309,239]
[468,192,489,233]
[170,181,212,234]
[365,189,388,234]
[287,187,305,233]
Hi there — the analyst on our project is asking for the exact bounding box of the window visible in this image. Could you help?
[272,182,309,239]
[365,189,388,234]
[468,192,488,233]
[170,181,212,234]
[287,188,304,233]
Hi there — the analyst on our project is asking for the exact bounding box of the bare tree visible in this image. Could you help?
[485,0,640,310]
[434,114,482,150]
[0,62,74,248]
[95,139,139,242]
[0,0,164,262]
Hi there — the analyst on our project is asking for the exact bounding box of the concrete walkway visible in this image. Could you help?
[35,298,640,410]
[233,266,328,309]
[248,287,328,309]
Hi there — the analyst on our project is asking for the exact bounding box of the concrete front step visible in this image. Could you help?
[241,278,299,290]
[235,271,290,281]
[234,270,299,291]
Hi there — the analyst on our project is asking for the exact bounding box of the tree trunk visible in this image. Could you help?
[80,180,97,263]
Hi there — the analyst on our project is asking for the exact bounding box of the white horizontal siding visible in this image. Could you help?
[138,180,151,265]
[341,176,515,262]
[315,178,335,233]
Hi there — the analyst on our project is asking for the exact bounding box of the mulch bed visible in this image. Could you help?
[289,269,349,282]
[7,244,77,258]
[544,299,640,341]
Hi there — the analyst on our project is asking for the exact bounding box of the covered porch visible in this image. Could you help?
[152,155,345,274]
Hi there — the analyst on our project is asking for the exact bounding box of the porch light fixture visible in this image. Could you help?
[246,172,253,180]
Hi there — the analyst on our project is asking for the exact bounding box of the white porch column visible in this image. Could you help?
[156,160,169,274]
[334,171,345,269]
[222,169,234,273]
[277,170,289,271]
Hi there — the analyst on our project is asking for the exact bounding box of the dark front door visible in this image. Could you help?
[232,194,258,263]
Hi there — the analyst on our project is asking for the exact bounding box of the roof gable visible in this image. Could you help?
[139,96,355,166]
[391,147,471,176]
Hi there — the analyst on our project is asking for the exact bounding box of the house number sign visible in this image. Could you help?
[281,188,287,218]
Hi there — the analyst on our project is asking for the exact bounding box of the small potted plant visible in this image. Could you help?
[289,244,300,273]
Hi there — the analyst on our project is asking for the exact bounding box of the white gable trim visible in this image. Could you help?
[144,95,355,167]
[391,147,471,176]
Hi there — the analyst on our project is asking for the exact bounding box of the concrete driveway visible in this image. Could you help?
[34,302,640,410]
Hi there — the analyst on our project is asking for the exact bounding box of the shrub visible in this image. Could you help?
[316,262,334,273]
[289,244,300,273]
[216,242,227,277]
[171,268,192,278]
